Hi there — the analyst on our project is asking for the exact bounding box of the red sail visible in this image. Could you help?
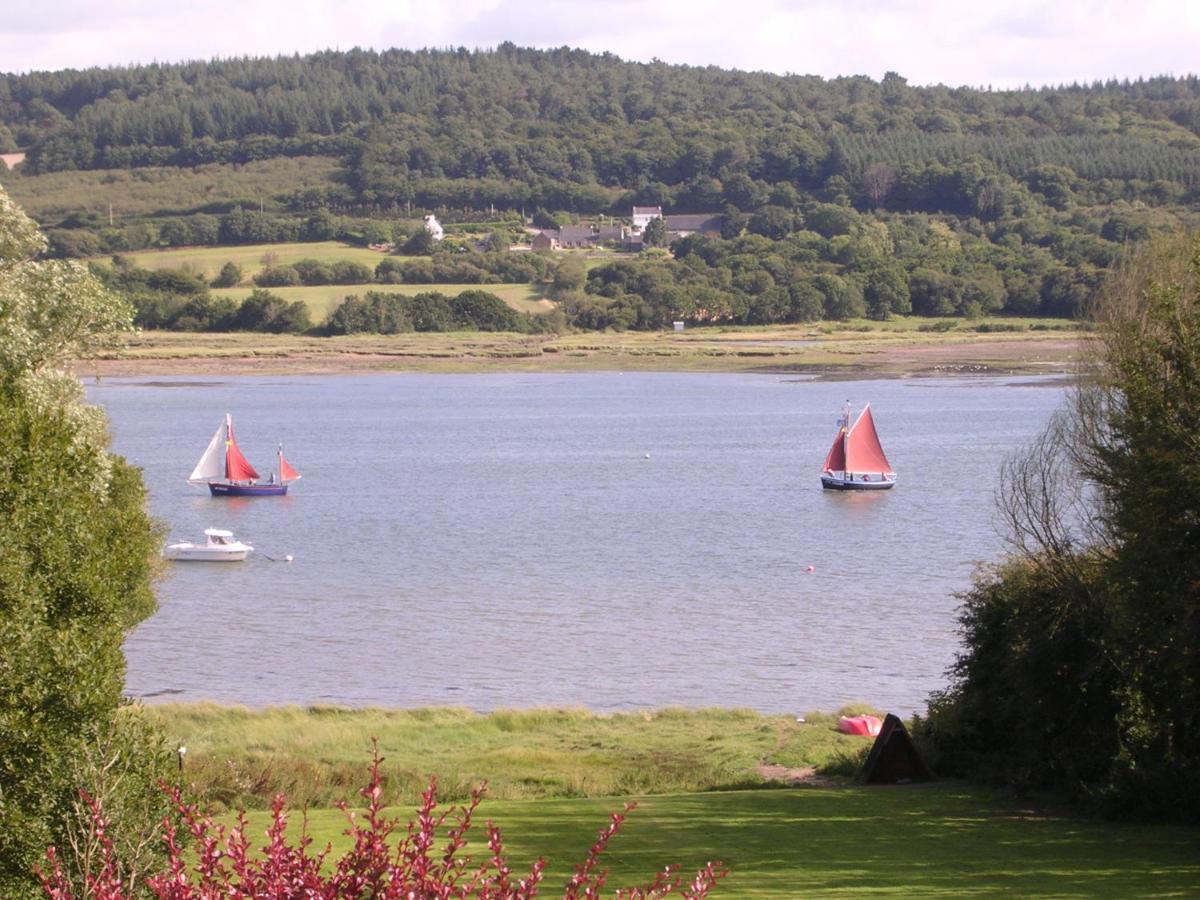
[224,422,260,481]
[844,405,893,474]
[822,431,846,473]
[279,450,301,483]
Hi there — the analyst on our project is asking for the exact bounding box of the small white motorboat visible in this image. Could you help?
[163,528,253,562]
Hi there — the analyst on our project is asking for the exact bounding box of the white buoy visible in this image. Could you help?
[806,565,815,573]
[644,452,651,459]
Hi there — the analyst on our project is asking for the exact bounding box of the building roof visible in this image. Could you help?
[665,213,722,233]
[557,225,597,242]
[632,206,663,216]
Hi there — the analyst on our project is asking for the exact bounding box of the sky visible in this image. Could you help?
[2,0,1198,88]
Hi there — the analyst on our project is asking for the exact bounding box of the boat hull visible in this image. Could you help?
[163,545,251,562]
[208,482,288,497]
[821,474,896,491]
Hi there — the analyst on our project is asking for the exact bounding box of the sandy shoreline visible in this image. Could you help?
[81,330,1086,379]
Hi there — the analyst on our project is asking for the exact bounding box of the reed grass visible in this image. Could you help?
[147,704,880,811]
[89,322,1085,377]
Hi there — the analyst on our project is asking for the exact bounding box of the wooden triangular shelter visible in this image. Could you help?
[862,713,933,784]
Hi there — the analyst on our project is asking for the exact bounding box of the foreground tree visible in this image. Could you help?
[0,186,170,897]
[921,231,1200,819]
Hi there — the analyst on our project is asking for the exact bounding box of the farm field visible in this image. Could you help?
[90,239,408,280]
[0,156,344,222]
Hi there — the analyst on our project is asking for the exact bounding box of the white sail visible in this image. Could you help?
[187,417,228,485]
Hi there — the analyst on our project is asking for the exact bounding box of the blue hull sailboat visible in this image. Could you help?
[188,414,301,497]
[820,402,896,491]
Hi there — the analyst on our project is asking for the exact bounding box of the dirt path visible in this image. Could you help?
[755,764,839,787]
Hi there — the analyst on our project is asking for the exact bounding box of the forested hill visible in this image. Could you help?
[5,46,1200,328]
[3,45,1200,217]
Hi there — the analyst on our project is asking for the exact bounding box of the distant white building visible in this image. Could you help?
[631,205,663,232]
[423,214,445,241]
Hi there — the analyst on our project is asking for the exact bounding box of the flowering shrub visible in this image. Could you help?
[40,747,727,898]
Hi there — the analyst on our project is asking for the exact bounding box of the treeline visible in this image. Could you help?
[254,248,553,288]
[94,259,548,334]
[563,205,1124,326]
[46,206,525,259]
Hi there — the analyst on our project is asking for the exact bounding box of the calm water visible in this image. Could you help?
[89,373,1065,715]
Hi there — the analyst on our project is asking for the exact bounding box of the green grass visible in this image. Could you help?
[233,785,1200,896]
[91,240,407,281]
[149,704,878,811]
[210,282,553,319]
[0,156,343,223]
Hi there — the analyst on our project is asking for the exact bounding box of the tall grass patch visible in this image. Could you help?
[148,704,880,810]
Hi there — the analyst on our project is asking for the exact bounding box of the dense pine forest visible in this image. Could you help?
[3,45,1200,329]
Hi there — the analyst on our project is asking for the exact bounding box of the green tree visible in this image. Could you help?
[233,288,310,333]
[643,215,668,248]
[486,230,511,253]
[211,261,243,288]
[550,255,586,299]
[403,228,435,255]
[862,262,910,319]
[922,231,1200,821]
[0,185,170,897]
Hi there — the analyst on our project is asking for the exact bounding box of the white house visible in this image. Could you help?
[423,214,445,241]
[631,205,663,232]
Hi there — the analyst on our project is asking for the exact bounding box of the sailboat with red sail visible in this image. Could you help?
[821,402,896,491]
[188,414,301,497]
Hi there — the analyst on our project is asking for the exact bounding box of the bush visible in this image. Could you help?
[210,261,242,288]
[233,288,311,333]
[41,748,728,899]
[254,265,302,287]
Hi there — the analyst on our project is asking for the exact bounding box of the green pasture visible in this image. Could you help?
[92,240,407,281]
[210,282,553,319]
[150,704,875,811]
[231,786,1200,897]
[0,156,343,222]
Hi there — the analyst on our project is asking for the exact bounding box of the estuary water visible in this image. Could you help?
[90,373,1066,715]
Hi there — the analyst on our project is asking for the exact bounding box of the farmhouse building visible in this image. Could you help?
[631,206,663,231]
[532,223,628,250]
[423,214,445,241]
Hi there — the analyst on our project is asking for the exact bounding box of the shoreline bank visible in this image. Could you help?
[82,327,1085,379]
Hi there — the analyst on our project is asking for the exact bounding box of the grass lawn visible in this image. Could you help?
[210,282,553,319]
[231,785,1200,896]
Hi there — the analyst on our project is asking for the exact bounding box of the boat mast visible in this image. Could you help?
[839,400,851,478]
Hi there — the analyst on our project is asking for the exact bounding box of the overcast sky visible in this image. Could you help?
[3,0,1197,88]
